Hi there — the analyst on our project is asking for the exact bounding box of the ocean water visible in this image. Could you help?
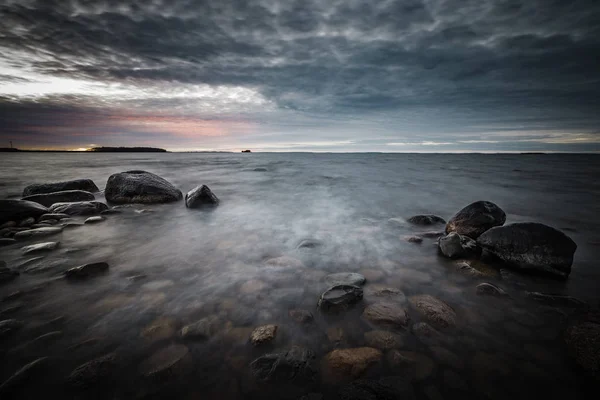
[0,153,599,399]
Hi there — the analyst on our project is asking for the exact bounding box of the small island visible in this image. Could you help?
[241,149,252,153]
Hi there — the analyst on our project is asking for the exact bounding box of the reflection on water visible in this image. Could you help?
[1,153,599,399]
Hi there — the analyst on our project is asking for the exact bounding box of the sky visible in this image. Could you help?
[0,0,599,152]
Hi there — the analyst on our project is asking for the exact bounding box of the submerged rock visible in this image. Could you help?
[0,357,47,395]
[322,347,382,383]
[65,262,109,279]
[408,215,446,226]
[409,295,457,329]
[324,272,366,287]
[180,317,219,340]
[50,201,109,216]
[455,260,500,278]
[364,330,405,350]
[251,346,316,383]
[0,200,48,224]
[411,322,447,346]
[68,353,118,388]
[250,324,278,346]
[23,179,99,197]
[438,232,478,258]
[564,315,600,382]
[477,223,577,279]
[39,213,69,221]
[387,350,435,380]
[21,242,59,254]
[105,170,183,204]
[403,235,423,243]
[338,376,416,400]
[446,200,506,239]
[22,190,95,207]
[526,292,587,307]
[139,344,191,380]
[19,217,35,227]
[13,227,63,239]
[362,302,410,329]
[185,185,219,208]
[289,309,314,324]
[317,285,363,312]
[476,283,508,297]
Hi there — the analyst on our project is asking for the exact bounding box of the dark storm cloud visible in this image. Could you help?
[0,0,599,150]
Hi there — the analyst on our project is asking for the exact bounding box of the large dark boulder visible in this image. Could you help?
[438,232,479,258]
[185,185,219,208]
[477,222,577,279]
[446,201,506,239]
[49,201,108,216]
[105,171,182,204]
[22,190,95,207]
[22,179,99,197]
[0,200,48,224]
[318,285,363,313]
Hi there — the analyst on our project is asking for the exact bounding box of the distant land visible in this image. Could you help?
[0,146,167,153]
[89,146,167,152]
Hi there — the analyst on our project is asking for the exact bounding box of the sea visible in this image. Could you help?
[0,152,599,399]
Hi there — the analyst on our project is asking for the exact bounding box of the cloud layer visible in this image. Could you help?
[1,0,599,151]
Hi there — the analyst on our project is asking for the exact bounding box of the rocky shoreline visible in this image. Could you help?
[1,171,598,399]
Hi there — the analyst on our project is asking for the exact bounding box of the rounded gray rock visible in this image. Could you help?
[105,171,182,204]
[446,201,506,239]
[185,185,219,208]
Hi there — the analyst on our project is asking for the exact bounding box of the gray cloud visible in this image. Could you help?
[0,0,599,150]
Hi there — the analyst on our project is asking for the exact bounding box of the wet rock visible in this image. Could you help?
[403,235,423,243]
[180,316,219,340]
[439,232,478,258]
[22,190,95,207]
[19,217,36,227]
[338,376,416,400]
[364,330,404,350]
[327,326,346,346]
[430,346,464,370]
[85,216,105,224]
[476,283,508,297]
[253,167,268,172]
[318,285,363,312]
[362,302,410,329]
[0,265,19,284]
[322,347,382,383]
[250,324,278,346]
[477,223,577,279]
[411,322,447,346]
[446,200,506,239]
[49,201,109,216]
[13,226,63,239]
[419,231,445,239]
[408,295,457,329]
[408,215,446,226]
[139,344,191,380]
[101,208,122,215]
[0,357,48,395]
[455,259,500,278]
[0,319,23,337]
[526,292,587,307]
[39,213,69,221]
[0,238,17,247]
[185,185,219,208]
[239,279,268,294]
[289,309,314,324]
[250,346,316,383]
[23,179,99,197]
[65,262,109,279]
[141,317,177,343]
[324,272,366,286]
[387,350,435,380]
[0,200,48,224]
[564,318,600,382]
[105,170,183,204]
[68,353,117,388]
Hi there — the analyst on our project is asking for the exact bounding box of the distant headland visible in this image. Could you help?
[0,146,167,153]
